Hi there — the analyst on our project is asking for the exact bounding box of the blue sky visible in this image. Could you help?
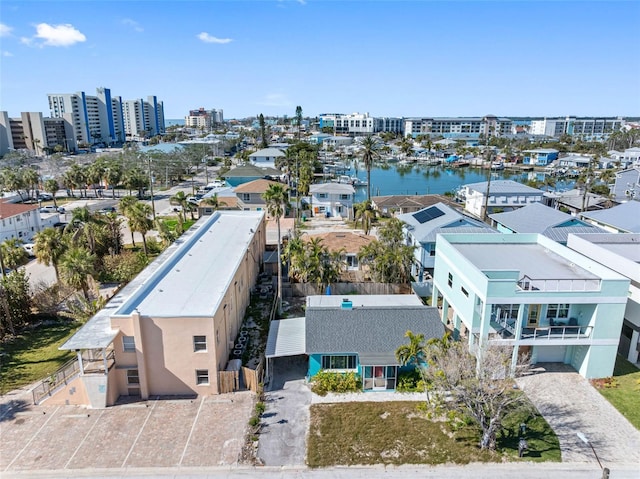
[1,1,639,119]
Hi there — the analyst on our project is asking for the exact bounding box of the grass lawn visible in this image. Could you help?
[592,355,640,430]
[307,401,560,467]
[0,320,81,395]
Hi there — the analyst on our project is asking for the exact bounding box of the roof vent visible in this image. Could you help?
[341,298,353,310]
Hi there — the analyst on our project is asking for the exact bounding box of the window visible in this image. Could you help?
[242,193,250,201]
[322,355,356,370]
[340,194,350,200]
[318,193,327,199]
[122,336,135,352]
[193,335,207,352]
[447,272,453,288]
[428,243,436,257]
[196,369,209,385]
[126,369,140,385]
[461,286,469,297]
[547,304,569,319]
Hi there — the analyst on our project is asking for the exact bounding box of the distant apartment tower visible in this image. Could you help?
[529,117,623,139]
[0,111,75,156]
[47,87,125,146]
[404,115,512,139]
[319,113,403,136]
[122,96,165,139]
[185,107,223,130]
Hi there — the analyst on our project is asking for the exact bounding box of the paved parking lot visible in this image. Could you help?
[1,392,254,473]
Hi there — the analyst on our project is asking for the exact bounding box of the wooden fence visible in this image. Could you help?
[218,358,264,394]
[288,282,411,297]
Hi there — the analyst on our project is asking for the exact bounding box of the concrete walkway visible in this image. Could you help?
[516,363,640,466]
[258,356,311,466]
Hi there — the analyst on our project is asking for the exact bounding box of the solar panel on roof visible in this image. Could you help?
[412,206,445,224]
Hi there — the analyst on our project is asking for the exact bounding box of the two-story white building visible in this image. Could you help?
[461,180,544,219]
[309,183,355,220]
[431,233,630,379]
[0,201,44,243]
[248,147,285,169]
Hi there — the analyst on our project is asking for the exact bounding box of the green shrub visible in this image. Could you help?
[396,370,423,392]
[248,415,260,427]
[100,251,148,283]
[255,401,266,416]
[311,370,361,396]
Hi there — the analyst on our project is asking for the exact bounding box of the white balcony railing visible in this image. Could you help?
[517,275,600,292]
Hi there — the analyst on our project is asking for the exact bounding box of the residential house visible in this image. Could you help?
[235,179,286,212]
[248,147,285,169]
[610,168,640,203]
[307,133,332,145]
[398,203,495,280]
[490,203,606,244]
[557,154,594,169]
[58,211,266,407]
[522,149,559,166]
[302,231,375,281]
[222,164,283,187]
[431,233,630,379]
[461,180,544,218]
[567,234,640,366]
[580,201,640,233]
[542,189,610,215]
[309,183,355,220]
[264,295,444,391]
[322,136,353,149]
[371,194,457,217]
[0,200,44,243]
[608,147,640,168]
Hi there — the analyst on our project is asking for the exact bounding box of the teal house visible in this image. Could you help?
[305,295,443,390]
[432,233,630,379]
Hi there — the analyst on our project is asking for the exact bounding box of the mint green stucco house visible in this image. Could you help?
[431,233,630,379]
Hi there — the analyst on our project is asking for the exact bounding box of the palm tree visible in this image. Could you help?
[360,135,381,202]
[0,239,27,270]
[354,200,376,235]
[43,179,60,206]
[155,218,177,247]
[395,330,429,393]
[33,227,67,281]
[296,105,303,141]
[128,202,153,255]
[200,193,227,211]
[120,195,139,246]
[21,168,39,200]
[263,183,288,314]
[170,191,189,222]
[59,246,96,300]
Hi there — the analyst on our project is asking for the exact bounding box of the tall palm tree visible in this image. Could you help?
[119,195,139,246]
[200,193,227,211]
[128,202,153,255]
[170,191,189,222]
[296,105,303,141]
[43,179,60,206]
[360,135,381,202]
[263,183,288,314]
[59,246,96,300]
[354,200,376,235]
[33,227,67,281]
[0,239,27,270]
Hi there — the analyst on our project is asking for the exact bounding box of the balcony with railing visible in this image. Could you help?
[516,275,601,292]
[490,314,592,343]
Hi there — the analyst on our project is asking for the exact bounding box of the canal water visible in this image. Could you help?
[348,163,571,202]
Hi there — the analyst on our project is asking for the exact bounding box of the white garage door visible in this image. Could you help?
[535,345,566,363]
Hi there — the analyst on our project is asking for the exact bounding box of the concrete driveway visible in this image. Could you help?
[258,356,311,466]
[517,363,640,466]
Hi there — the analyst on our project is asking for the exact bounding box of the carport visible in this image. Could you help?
[265,317,306,382]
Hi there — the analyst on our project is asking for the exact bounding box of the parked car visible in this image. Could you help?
[97,206,117,214]
[22,243,35,257]
[39,206,58,214]
[37,193,53,201]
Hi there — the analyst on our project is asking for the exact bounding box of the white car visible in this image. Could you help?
[22,243,35,257]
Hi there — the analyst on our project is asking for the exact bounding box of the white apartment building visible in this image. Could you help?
[319,113,403,136]
[529,117,622,139]
[404,115,512,138]
[185,108,224,130]
[0,111,76,156]
[122,96,165,139]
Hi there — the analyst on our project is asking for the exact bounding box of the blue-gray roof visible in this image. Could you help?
[490,203,606,243]
[465,180,543,195]
[399,202,495,242]
[581,201,640,233]
[305,304,444,365]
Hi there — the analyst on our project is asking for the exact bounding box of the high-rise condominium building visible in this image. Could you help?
[185,108,224,130]
[0,111,76,156]
[529,117,623,139]
[123,96,165,139]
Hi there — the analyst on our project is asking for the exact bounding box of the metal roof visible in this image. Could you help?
[265,317,306,358]
[249,148,285,158]
[581,201,640,233]
[464,180,543,195]
[223,164,282,177]
[399,202,494,242]
[310,182,355,194]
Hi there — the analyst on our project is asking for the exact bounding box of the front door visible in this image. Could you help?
[363,366,397,391]
[373,366,386,390]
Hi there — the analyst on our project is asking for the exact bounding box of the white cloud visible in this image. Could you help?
[2,50,13,57]
[122,18,143,32]
[31,23,86,47]
[197,32,232,44]
[258,93,293,108]
[0,23,12,37]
